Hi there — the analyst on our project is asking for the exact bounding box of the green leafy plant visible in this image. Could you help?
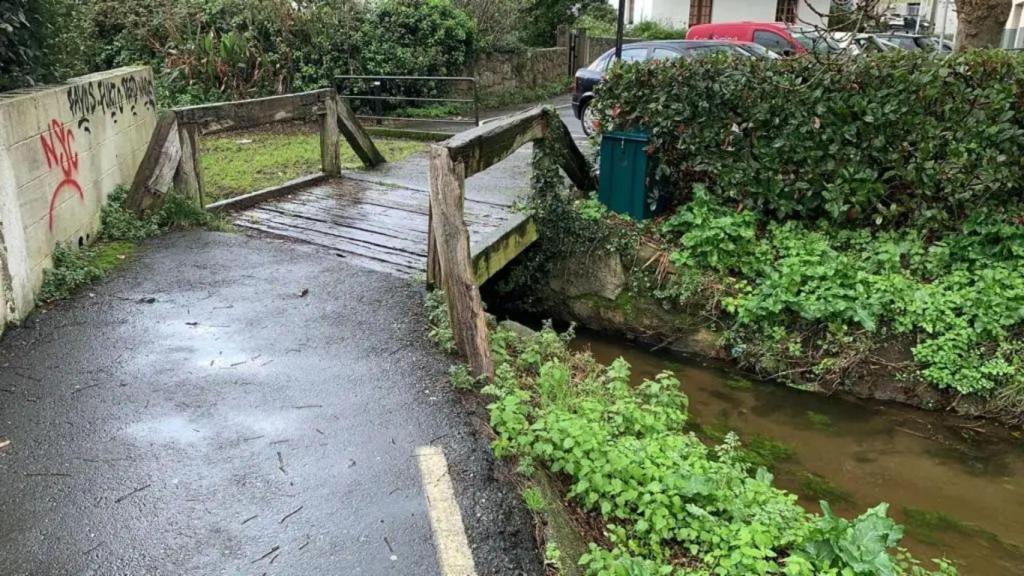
[522,487,545,512]
[449,363,477,390]
[481,324,956,575]
[425,289,457,353]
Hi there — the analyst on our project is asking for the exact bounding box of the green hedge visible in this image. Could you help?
[596,51,1024,228]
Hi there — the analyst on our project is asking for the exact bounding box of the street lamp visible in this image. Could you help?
[615,0,626,59]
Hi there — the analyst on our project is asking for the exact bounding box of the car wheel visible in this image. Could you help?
[581,100,596,137]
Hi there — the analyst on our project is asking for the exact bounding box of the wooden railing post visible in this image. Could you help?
[335,94,386,168]
[320,93,341,177]
[174,123,204,207]
[428,145,494,379]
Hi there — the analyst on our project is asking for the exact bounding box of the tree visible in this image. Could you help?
[520,0,606,46]
[955,0,1010,49]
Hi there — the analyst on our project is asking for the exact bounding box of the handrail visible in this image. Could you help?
[426,107,596,379]
[335,74,481,130]
[127,88,384,213]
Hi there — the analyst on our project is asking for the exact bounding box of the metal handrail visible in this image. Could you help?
[335,75,481,130]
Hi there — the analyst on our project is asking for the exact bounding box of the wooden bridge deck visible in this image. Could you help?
[232,176,534,280]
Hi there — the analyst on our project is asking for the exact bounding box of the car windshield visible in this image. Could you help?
[685,45,750,58]
[793,32,840,53]
[737,42,780,58]
[588,53,612,71]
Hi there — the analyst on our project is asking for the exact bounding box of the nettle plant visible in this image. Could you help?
[483,325,958,575]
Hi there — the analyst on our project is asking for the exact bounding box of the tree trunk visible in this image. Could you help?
[955,0,1009,49]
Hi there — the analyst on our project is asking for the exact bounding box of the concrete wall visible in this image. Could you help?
[0,66,157,330]
[470,48,569,95]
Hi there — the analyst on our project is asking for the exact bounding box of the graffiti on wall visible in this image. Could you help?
[66,73,156,133]
[39,119,82,231]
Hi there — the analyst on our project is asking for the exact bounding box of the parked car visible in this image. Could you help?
[828,32,897,54]
[874,33,953,52]
[571,40,752,136]
[687,22,808,56]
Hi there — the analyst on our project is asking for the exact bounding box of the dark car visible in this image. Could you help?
[571,40,752,136]
[875,33,953,52]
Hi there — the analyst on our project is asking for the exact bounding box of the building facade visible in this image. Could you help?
[614,0,833,28]
[1006,0,1024,47]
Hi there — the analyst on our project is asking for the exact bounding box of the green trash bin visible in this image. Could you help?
[598,130,661,220]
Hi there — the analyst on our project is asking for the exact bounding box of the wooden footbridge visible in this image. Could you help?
[128,87,595,374]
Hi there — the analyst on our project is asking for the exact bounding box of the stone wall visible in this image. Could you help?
[0,66,158,331]
[469,47,569,96]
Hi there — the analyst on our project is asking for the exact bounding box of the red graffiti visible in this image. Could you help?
[39,119,83,231]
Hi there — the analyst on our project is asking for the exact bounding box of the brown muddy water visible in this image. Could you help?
[574,331,1024,575]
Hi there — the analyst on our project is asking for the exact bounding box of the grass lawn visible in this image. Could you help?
[201,127,426,204]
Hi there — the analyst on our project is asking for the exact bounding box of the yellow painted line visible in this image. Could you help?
[415,445,477,576]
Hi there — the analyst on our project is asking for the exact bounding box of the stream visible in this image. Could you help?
[573,330,1024,575]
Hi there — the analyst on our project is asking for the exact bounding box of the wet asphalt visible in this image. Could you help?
[0,231,542,575]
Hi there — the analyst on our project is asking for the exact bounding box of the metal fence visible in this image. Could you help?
[335,75,480,135]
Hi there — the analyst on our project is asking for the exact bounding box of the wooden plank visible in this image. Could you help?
[247,204,429,255]
[470,214,538,285]
[126,110,181,215]
[174,89,330,134]
[263,197,433,242]
[236,214,424,274]
[428,146,493,379]
[544,111,597,194]
[206,173,328,213]
[173,124,203,205]
[295,183,511,227]
[320,95,341,176]
[444,107,547,178]
[336,95,386,168]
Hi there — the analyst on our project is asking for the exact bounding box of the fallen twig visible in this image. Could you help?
[279,506,303,524]
[252,545,280,563]
[114,483,151,503]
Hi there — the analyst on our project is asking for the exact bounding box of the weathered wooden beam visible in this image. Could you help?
[206,173,328,213]
[173,124,203,206]
[428,145,493,379]
[126,110,182,216]
[320,95,341,176]
[542,110,597,194]
[335,95,386,168]
[470,214,538,285]
[444,107,547,178]
[174,89,330,134]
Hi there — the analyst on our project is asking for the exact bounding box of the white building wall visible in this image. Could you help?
[612,0,832,28]
[712,0,776,23]
[798,0,833,26]
[0,66,157,332]
[649,0,690,27]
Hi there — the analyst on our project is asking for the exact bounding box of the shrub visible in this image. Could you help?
[1,0,95,90]
[596,51,1024,229]
[356,0,477,100]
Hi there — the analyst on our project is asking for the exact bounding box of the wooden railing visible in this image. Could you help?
[427,106,596,379]
[127,88,384,214]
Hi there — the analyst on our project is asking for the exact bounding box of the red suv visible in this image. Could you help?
[687,22,807,56]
